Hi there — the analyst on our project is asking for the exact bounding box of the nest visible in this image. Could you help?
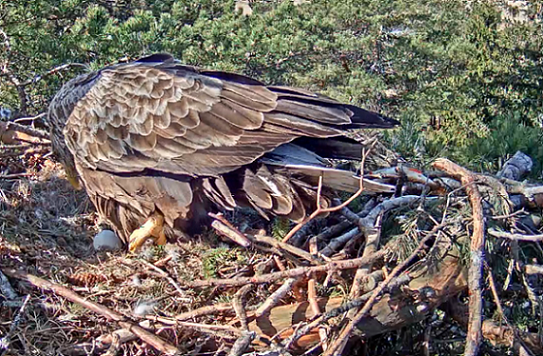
[1,126,543,356]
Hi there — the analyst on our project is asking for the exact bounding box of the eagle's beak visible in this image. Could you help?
[64,164,81,190]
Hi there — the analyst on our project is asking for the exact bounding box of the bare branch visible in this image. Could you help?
[322,225,441,356]
[488,229,543,242]
[0,295,30,356]
[255,278,297,318]
[20,63,88,87]
[0,120,49,140]
[3,269,180,355]
[185,250,386,288]
[282,143,376,243]
[433,158,485,356]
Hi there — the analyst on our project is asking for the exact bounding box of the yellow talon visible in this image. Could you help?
[128,214,166,252]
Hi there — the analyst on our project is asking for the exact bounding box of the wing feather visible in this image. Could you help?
[60,56,398,182]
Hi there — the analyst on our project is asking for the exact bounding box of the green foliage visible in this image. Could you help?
[1,0,542,169]
[271,216,291,240]
[202,247,247,279]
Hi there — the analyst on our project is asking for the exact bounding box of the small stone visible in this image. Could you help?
[93,230,123,252]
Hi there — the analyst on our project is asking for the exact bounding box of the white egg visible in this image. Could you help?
[93,229,123,252]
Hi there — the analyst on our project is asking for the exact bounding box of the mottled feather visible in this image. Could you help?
[48,53,399,243]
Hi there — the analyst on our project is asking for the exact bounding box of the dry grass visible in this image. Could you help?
[0,152,265,355]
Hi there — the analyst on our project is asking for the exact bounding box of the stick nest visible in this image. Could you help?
[2,130,543,356]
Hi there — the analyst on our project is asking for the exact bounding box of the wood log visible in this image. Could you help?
[248,237,468,351]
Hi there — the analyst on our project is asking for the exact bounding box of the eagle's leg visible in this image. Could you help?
[128,214,166,252]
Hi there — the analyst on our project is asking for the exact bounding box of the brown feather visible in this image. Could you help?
[49,53,398,246]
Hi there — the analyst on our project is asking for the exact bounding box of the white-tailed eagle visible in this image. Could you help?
[48,54,399,251]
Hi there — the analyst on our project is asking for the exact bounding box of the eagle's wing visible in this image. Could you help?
[62,55,396,178]
[54,55,398,239]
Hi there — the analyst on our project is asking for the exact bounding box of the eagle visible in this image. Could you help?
[48,54,399,251]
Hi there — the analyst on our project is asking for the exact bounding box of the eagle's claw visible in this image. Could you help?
[128,214,166,252]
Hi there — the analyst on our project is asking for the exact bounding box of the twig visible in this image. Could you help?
[20,63,88,87]
[184,250,386,288]
[0,144,32,150]
[0,294,30,356]
[286,273,411,348]
[322,228,438,356]
[13,112,46,123]
[317,199,377,242]
[490,210,527,220]
[348,196,424,299]
[210,213,251,248]
[282,144,375,243]
[319,228,361,257]
[0,269,18,300]
[174,303,233,321]
[433,158,485,356]
[3,269,180,355]
[255,278,298,318]
[502,179,543,199]
[140,260,187,298]
[423,324,432,356]
[251,234,322,265]
[488,229,543,242]
[349,213,382,300]
[447,299,543,354]
[228,332,256,356]
[145,317,243,335]
[233,285,252,331]
[0,173,32,179]
[274,256,286,271]
[0,121,49,140]
[307,238,320,317]
[308,238,328,350]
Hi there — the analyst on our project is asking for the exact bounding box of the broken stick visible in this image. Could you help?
[3,269,180,355]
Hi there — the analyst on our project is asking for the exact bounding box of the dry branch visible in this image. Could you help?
[175,303,234,321]
[0,120,49,140]
[210,213,252,248]
[319,228,361,257]
[282,144,375,243]
[184,250,386,288]
[488,229,543,242]
[432,158,485,356]
[447,299,543,354]
[313,199,375,243]
[323,223,446,356]
[0,294,30,356]
[229,331,256,356]
[3,269,180,355]
[233,285,253,331]
[255,278,297,318]
[20,63,88,87]
[141,260,186,297]
[251,234,321,265]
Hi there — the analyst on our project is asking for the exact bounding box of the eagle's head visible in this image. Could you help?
[48,100,81,190]
[48,72,99,189]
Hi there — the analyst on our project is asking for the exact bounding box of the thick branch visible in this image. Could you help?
[3,269,180,355]
[432,158,485,356]
[184,251,386,288]
[0,120,49,140]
